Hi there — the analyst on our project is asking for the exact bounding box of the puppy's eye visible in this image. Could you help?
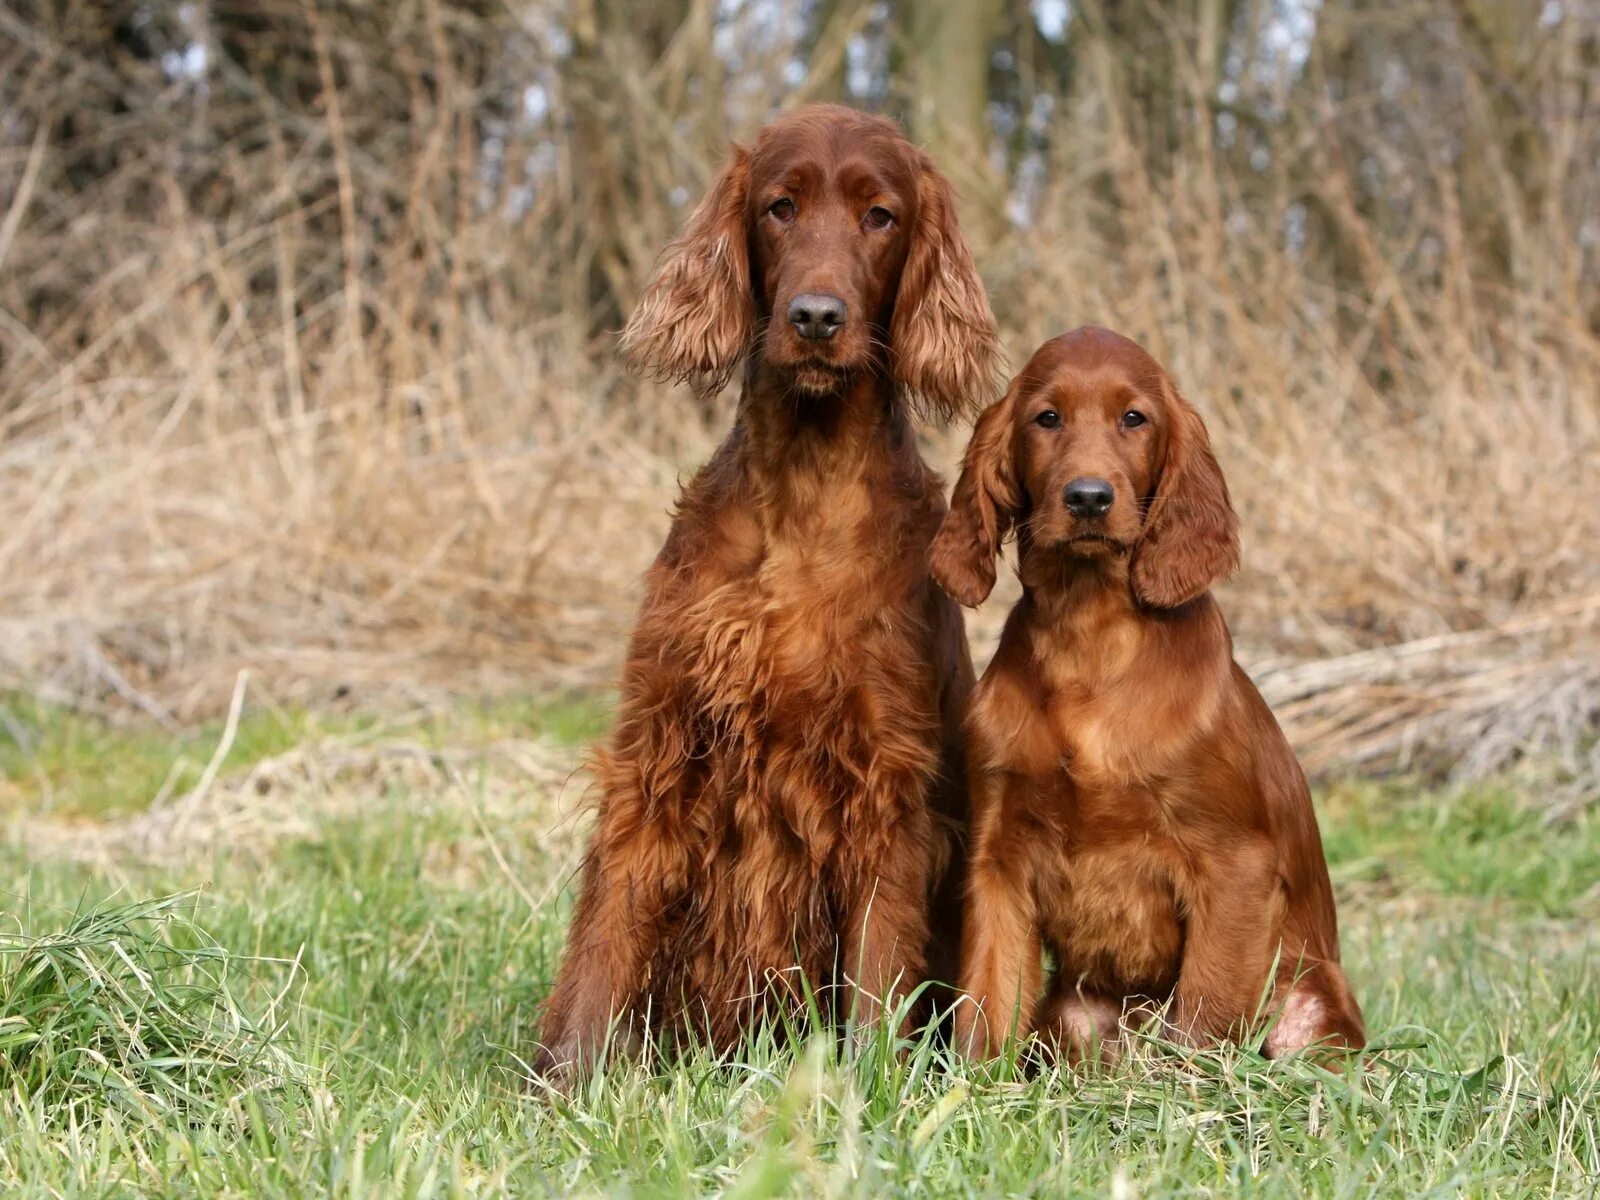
[864,205,895,230]
[1120,409,1148,429]
[1035,410,1061,429]
[767,197,796,222]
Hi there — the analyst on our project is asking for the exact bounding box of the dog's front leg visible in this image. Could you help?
[953,770,1042,1059]
[839,809,933,1037]
[1168,840,1281,1048]
[533,842,673,1082]
[953,863,1041,1058]
[534,743,690,1083]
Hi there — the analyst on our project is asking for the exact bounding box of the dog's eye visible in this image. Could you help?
[1035,410,1061,429]
[864,205,895,230]
[767,197,796,222]
[1120,409,1148,429]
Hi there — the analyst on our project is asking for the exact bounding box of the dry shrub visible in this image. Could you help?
[0,2,1595,788]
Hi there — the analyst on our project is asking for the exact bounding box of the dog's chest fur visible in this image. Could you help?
[1035,789,1187,997]
[973,599,1236,997]
[652,453,944,860]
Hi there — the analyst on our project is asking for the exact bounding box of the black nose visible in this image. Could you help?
[1064,477,1115,518]
[787,293,847,340]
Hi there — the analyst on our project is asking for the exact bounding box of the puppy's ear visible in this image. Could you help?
[930,381,1022,607]
[1130,387,1240,609]
[621,147,753,392]
[890,155,1002,424]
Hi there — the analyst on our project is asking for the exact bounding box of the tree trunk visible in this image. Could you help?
[900,0,1004,239]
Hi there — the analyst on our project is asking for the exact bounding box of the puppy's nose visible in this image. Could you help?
[1064,477,1115,518]
[787,293,847,340]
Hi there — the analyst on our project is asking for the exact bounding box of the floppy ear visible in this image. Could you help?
[1130,389,1240,609]
[621,147,754,393]
[929,381,1022,607]
[890,155,1002,424]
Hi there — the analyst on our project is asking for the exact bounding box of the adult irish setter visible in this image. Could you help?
[535,105,1000,1077]
[931,327,1364,1062]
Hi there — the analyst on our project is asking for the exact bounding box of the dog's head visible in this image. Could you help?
[621,104,1000,422]
[931,327,1238,609]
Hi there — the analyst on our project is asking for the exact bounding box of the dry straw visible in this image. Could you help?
[0,4,1595,792]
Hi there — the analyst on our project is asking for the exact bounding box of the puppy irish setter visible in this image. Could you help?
[535,105,1000,1077]
[931,327,1364,1063]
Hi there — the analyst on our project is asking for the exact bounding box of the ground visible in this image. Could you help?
[1,695,1596,1197]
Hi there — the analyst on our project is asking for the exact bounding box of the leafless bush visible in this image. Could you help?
[0,0,1595,787]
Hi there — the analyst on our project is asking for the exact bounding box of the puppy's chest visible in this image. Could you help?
[1039,802,1188,995]
[980,655,1211,790]
[980,676,1150,785]
[1045,686,1137,782]
[996,675,1203,994]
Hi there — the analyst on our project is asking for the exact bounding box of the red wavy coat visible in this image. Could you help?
[535,105,1000,1077]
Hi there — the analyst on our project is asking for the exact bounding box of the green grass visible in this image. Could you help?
[1,704,1597,1197]
[0,691,612,817]
[0,891,304,1124]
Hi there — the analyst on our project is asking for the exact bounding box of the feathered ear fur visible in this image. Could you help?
[929,380,1023,607]
[621,148,754,392]
[890,155,1002,424]
[1130,387,1240,609]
